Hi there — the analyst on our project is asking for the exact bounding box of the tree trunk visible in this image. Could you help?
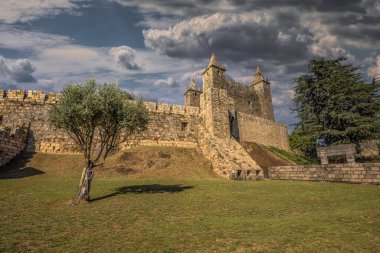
[76,160,94,202]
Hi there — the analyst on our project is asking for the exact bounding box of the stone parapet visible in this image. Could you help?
[143,101,199,115]
[0,89,199,115]
[0,89,61,104]
[268,163,380,185]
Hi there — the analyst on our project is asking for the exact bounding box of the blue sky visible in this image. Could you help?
[0,0,379,129]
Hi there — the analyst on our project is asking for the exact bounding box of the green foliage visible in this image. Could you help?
[266,146,318,165]
[48,79,149,162]
[292,57,380,156]
[289,132,316,157]
[355,155,380,163]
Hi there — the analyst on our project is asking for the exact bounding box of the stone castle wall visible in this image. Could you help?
[1,54,291,180]
[237,112,290,151]
[218,80,262,117]
[199,87,234,139]
[267,164,380,185]
[0,90,200,154]
[0,124,29,167]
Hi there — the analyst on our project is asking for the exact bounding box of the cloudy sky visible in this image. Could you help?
[0,0,379,129]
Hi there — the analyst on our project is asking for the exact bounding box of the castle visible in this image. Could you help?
[0,53,290,179]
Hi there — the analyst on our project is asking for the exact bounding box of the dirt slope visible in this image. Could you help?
[241,142,292,167]
[0,146,217,180]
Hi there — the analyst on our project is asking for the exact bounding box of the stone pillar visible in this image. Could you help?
[320,156,329,165]
[346,154,355,163]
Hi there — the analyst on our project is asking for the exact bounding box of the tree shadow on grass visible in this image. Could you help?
[90,184,194,202]
[0,167,44,179]
[0,152,45,179]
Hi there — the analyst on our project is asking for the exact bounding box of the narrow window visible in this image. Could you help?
[0,115,3,125]
[181,122,188,131]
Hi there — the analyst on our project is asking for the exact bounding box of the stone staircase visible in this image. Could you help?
[197,126,262,180]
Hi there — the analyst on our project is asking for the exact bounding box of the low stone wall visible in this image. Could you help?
[268,164,380,185]
[0,125,29,167]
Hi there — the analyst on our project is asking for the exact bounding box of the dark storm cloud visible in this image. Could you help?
[143,12,313,64]
[0,56,37,83]
[234,0,367,12]
[116,0,371,15]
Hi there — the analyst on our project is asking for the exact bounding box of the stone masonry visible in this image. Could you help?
[317,144,356,165]
[0,53,291,179]
[0,124,29,167]
[267,163,380,185]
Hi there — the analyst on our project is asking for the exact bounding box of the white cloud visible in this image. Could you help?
[154,77,178,87]
[277,32,292,44]
[269,80,296,125]
[35,45,111,76]
[0,55,37,83]
[109,46,140,70]
[0,25,71,51]
[0,0,80,23]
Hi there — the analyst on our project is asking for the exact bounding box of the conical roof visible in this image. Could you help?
[189,76,196,90]
[207,52,225,69]
[252,65,268,85]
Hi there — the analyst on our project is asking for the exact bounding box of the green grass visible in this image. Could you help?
[266,146,319,165]
[0,149,379,252]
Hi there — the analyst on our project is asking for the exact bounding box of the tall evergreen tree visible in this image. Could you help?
[291,57,380,156]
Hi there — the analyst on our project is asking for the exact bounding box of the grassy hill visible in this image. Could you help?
[1,146,216,180]
[0,147,379,252]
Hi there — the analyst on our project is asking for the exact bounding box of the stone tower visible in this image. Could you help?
[201,53,226,91]
[250,66,275,120]
[184,77,202,107]
[200,53,234,138]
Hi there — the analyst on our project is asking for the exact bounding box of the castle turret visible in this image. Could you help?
[199,53,234,138]
[250,66,275,120]
[201,53,226,91]
[184,77,202,107]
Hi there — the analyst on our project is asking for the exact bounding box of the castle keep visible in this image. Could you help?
[0,54,290,179]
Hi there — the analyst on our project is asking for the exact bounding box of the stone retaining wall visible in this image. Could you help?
[268,164,380,185]
[0,125,29,167]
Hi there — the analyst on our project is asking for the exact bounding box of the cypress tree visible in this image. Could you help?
[291,57,380,156]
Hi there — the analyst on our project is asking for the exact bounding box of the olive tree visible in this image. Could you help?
[49,79,149,202]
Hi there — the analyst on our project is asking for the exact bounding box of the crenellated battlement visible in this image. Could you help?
[143,101,199,115]
[0,89,199,115]
[0,89,60,104]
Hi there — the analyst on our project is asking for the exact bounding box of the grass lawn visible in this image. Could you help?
[0,147,379,252]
